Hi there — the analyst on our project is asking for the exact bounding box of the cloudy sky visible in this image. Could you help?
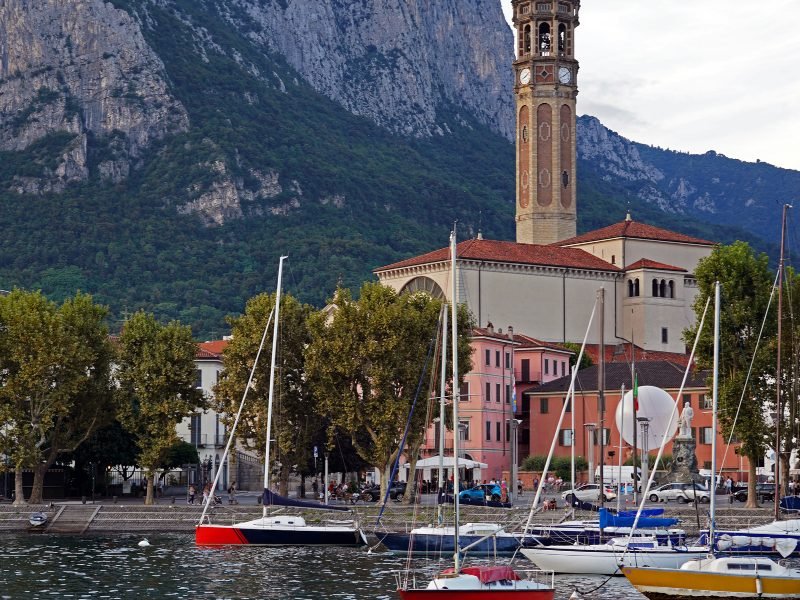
[502,0,800,171]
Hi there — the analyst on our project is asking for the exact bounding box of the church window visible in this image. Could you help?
[611,254,616,265]
[400,276,444,299]
[661,327,668,344]
[538,23,551,55]
[659,279,667,298]
[628,279,634,297]
[523,25,532,55]
[668,280,675,298]
[561,170,569,188]
[634,278,640,296]
[652,279,659,297]
[558,23,566,53]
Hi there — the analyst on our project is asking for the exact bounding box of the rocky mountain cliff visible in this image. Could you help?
[0,0,188,193]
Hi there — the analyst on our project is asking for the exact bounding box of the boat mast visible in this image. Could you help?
[263,255,287,517]
[438,305,448,524]
[775,203,790,520]
[710,281,720,546]
[598,288,605,511]
[450,229,461,573]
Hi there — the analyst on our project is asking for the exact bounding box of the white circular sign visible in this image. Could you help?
[615,385,679,451]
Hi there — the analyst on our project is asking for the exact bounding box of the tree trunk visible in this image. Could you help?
[279,464,290,497]
[379,467,389,504]
[779,454,790,499]
[403,440,423,504]
[28,463,50,504]
[144,473,154,505]
[745,457,759,509]
[13,464,26,506]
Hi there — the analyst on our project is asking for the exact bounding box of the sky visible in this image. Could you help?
[501,0,800,171]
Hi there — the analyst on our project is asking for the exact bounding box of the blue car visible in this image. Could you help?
[459,484,502,503]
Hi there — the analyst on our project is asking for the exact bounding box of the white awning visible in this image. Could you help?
[412,455,488,469]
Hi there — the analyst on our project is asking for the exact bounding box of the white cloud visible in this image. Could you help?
[502,0,800,170]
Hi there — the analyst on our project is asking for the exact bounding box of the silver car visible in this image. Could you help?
[648,482,710,503]
[562,483,617,503]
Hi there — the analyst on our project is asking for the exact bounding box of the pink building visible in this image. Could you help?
[418,324,572,484]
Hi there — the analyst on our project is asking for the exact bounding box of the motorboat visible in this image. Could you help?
[623,555,800,598]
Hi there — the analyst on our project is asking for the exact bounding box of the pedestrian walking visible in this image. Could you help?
[227,481,237,504]
[517,478,523,496]
[202,482,210,504]
[187,484,196,505]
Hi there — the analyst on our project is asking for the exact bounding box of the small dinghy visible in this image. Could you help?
[29,512,48,527]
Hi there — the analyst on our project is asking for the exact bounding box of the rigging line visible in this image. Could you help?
[515,295,598,554]
[717,270,780,477]
[622,294,711,559]
[375,325,439,528]
[197,307,275,525]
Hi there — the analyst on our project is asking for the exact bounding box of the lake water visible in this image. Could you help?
[0,533,646,599]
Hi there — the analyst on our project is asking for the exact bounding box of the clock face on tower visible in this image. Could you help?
[519,68,531,85]
[558,66,572,84]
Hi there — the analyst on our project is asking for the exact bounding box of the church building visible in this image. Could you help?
[375,0,715,356]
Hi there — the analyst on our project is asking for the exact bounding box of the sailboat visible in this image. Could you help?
[623,276,800,598]
[396,231,554,599]
[195,257,366,547]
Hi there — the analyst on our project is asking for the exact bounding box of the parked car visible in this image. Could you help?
[389,481,408,501]
[733,483,775,503]
[358,483,381,502]
[648,482,710,503]
[459,483,503,503]
[561,483,616,504]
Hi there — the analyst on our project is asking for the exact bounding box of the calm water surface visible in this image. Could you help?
[0,533,646,599]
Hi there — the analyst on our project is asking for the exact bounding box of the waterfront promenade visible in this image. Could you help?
[0,492,777,537]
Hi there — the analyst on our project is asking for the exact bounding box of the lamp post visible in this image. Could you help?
[584,423,597,485]
[638,417,651,498]
[324,451,330,505]
[508,419,522,502]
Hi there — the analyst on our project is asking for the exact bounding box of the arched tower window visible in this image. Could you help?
[668,280,675,299]
[538,23,551,55]
[400,276,444,299]
[652,279,659,297]
[558,24,567,54]
[628,280,634,297]
[659,279,667,298]
[634,278,640,297]
[523,25,532,55]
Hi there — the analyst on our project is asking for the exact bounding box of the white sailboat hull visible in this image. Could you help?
[520,544,709,575]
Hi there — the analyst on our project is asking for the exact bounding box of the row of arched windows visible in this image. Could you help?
[519,22,570,57]
[627,278,676,299]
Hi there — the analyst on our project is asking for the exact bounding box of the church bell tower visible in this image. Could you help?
[513,0,579,245]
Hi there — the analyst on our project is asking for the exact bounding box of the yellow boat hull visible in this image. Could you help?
[622,565,800,598]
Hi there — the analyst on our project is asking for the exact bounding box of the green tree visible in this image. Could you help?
[116,311,204,505]
[70,420,140,495]
[213,292,321,495]
[0,290,113,505]
[305,283,474,501]
[685,242,774,508]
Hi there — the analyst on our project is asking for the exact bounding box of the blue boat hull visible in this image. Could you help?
[380,532,522,555]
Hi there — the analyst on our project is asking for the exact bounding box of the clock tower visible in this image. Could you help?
[513,0,579,245]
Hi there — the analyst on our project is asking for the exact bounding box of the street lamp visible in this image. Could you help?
[638,417,651,496]
[507,419,522,502]
[584,423,597,484]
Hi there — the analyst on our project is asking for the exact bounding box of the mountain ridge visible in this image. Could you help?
[0,0,795,337]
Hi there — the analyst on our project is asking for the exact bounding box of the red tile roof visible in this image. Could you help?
[197,340,228,359]
[583,343,693,368]
[375,238,621,273]
[472,327,573,354]
[625,258,687,273]
[556,219,714,247]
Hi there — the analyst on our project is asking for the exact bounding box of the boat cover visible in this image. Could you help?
[442,566,520,583]
[262,489,350,512]
[618,508,665,517]
[599,508,677,529]
[780,496,800,512]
